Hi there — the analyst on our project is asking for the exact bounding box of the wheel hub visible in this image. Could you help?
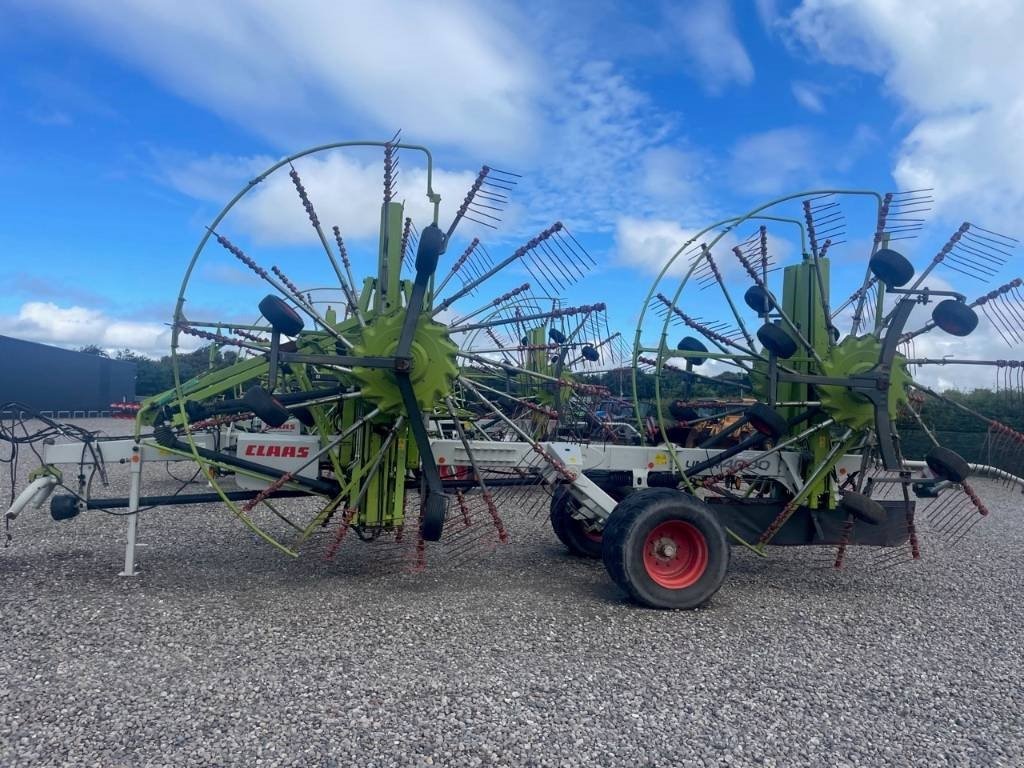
[642,520,709,589]
[653,537,678,559]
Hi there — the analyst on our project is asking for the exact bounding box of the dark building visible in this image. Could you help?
[0,335,136,415]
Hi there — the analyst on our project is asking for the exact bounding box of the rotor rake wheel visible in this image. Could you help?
[142,139,622,569]
[634,189,1023,571]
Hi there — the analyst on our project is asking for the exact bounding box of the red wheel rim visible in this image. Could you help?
[642,520,708,589]
[582,528,603,543]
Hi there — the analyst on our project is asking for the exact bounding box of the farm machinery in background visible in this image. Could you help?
[4,139,1024,609]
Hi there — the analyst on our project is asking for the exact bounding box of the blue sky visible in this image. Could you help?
[1,1,1021,389]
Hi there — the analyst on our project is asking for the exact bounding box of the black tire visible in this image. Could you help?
[549,328,567,344]
[925,446,971,483]
[420,493,447,541]
[676,336,708,366]
[602,488,729,609]
[415,223,445,275]
[869,248,914,287]
[549,486,604,559]
[581,344,600,362]
[931,300,978,337]
[746,403,787,440]
[757,322,797,359]
[258,294,305,336]
[292,406,316,428]
[668,400,699,422]
[242,386,290,428]
[743,285,772,314]
[838,491,887,526]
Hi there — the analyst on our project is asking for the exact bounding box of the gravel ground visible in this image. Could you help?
[2,419,1023,767]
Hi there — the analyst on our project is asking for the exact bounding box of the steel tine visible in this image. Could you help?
[939,259,987,281]
[526,250,562,294]
[539,239,582,283]
[481,176,517,193]
[955,239,1008,266]
[466,206,503,223]
[1003,290,1024,330]
[548,229,591,280]
[946,252,999,277]
[558,227,597,268]
[981,306,1017,347]
[962,229,1018,253]
[382,138,399,204]
[990,298,1023,344]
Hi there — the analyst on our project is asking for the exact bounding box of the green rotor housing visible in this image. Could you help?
[817,334,911,431]
[351,310,459,415]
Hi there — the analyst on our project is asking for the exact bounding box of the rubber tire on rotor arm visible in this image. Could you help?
[838,491,887,526]
[743,285,772,315]
[931,299,979,338]
[242,386,291,428]
[668,401,699,422]
[675,336,708,366]
[746,403,787,440]
[925,446,971,483]
[757,322,797,359]
[420,492,447,542]
[258,294,305,337]
[602,488,729,610]
[869,248,915,288]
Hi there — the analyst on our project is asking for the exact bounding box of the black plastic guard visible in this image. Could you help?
[707,497,912,547]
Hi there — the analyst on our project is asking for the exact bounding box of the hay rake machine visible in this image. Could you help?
[615,188,1024,592]
[4,140,1024,610]
[2,138,628,576]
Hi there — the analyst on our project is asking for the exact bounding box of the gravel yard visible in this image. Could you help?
[2,420,1022,767]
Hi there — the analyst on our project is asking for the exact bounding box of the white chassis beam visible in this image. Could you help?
[4,436,213,576]
[3,432,870,575]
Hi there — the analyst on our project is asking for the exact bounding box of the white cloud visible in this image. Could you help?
[33,1,720,249]
[787,0,1024,231]
[161,59,701,249]
[160,147,482,246]
[640,146,705,208]
[615,216,794,279]
[158,152,275,206]
[514,60,682,233]
[729,127,824,195]
[39,0,540,157]
[666,0,755,94]
[233,154,478,246]
[754,0,779,30]
[0,302,192,357]
[615,217,700,275]
[791,81,825,113]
